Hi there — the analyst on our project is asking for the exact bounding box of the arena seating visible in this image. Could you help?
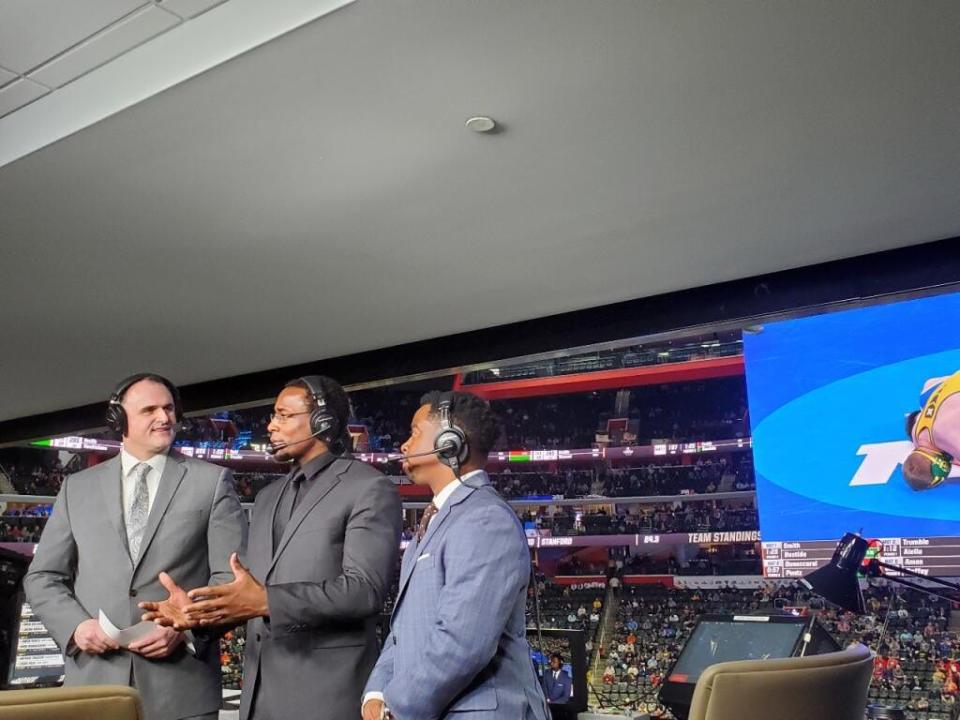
[597,582,959,719]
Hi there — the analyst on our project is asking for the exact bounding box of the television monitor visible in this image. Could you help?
[659,614,822,719]
[526,627,587,714]
[744,291,960,577]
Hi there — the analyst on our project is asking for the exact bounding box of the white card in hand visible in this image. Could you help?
[99,609,156,647]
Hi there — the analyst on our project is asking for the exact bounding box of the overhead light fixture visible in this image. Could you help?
[465,116,497,133]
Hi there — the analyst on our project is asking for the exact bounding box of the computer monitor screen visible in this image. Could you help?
[659,615,807,719]
[668,618,804,685]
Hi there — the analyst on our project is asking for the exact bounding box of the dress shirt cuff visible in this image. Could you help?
[363,691,385,707]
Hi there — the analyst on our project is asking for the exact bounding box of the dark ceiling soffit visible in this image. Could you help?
[2,234,958,443]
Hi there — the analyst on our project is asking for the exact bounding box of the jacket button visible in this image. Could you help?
[129,589,137,597]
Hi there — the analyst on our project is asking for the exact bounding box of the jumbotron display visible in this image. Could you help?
[744,291,960,577]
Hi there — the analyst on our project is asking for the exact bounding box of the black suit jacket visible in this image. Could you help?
[241,456,401,720]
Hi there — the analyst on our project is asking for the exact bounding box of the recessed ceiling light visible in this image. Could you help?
[465,116,497,133]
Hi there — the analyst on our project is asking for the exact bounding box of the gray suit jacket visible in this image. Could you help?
[364,472,550,720]
[241,456,401,720]
[23,452,246,720]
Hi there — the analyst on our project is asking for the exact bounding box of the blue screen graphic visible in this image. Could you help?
[744,292,960,542]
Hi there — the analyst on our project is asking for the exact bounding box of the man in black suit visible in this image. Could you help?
[142,376,402,720]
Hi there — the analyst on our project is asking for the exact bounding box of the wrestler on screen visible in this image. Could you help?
[903,370,960,491]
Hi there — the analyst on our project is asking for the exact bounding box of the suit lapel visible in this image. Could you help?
[244,478,285,582]
[416,474,488,554]
[266,459,349,577]
[392,474,488,618]
[395,537,420,604]
[132,452,186,574]
[99,455,127,549]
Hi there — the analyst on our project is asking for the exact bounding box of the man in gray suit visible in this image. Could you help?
[363,391,550,720]
[141,375,402,720]
[24,373,246,720]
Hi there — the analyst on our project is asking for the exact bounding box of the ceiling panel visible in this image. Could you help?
[29,6,181,89]
[0,0,148,73]
[0,66,17,88]
[0,78,49,118]
[159,0,227,20]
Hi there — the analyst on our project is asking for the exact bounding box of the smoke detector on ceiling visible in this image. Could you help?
[465,116,497,133]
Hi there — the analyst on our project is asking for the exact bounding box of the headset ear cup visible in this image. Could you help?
[435,392,470,469]
[300,375,342,447]
[435,427,468,467]
[106,402,126,434]
[310,410,336,442]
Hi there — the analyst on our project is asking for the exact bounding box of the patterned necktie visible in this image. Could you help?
[126,463,151,561]
[415,502,438,543]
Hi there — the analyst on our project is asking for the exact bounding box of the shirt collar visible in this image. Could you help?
[296,451,337,481]
[120,448,168,478]
[432,469,483,509]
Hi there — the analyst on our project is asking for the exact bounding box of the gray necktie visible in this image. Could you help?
[126,463,151,561]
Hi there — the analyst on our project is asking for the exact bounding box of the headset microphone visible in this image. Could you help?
[395,442,457,462]
[266,428,324,456]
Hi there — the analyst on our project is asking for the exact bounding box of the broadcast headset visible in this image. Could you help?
[106,373,182,435]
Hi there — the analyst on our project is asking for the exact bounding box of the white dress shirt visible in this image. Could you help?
[120,448,167,518]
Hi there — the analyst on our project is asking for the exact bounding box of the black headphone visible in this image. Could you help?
[435,392,470,474]
[299,375,343,449]
[106,373,182,435]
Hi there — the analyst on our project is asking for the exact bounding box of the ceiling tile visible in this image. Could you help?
[0,79,49,118]
[0,0,148,73]
[0,67,17,89]
[159,0,229,20]
[29,6,181,89]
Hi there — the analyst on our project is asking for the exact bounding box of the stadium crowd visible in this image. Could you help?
[518,499,758,538]
[490,455,755,500]
[597,582,960,720]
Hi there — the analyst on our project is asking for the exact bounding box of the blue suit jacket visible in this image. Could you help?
[542,669,572,704]
[365,472,550,720]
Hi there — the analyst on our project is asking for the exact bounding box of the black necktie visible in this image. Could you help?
[273,473,304,552]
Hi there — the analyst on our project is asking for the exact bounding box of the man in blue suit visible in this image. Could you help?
[363,391,550,720]
[542,653,573,707]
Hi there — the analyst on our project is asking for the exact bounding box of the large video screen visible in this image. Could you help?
[744,291,960,577]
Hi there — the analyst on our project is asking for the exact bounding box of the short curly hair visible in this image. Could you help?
[419,390,501,459]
